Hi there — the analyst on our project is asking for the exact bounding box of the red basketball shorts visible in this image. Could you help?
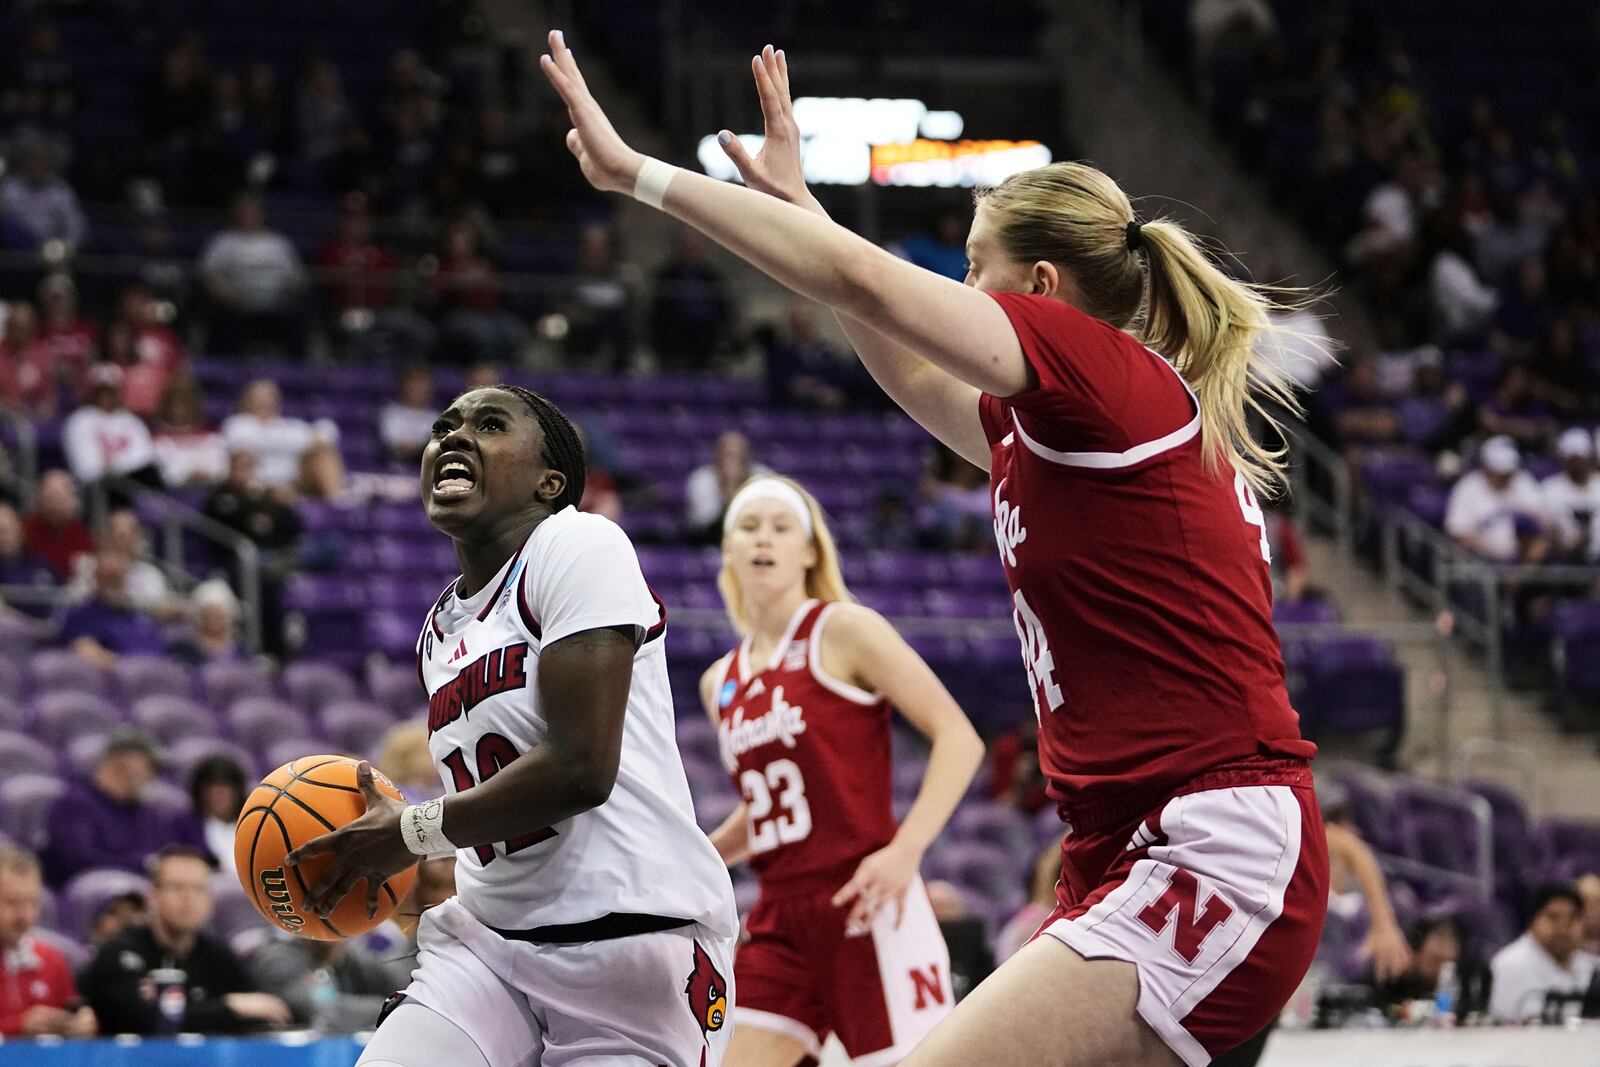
[734,875,953,1064]
[1033,777,1328,1066]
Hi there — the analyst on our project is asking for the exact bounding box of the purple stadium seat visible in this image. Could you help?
[1549,601,1600,700]
[1296,637,1405,759]
[143,778,193,817]
[733,879,761,915]
[130,696,218,745]
[1032,806,1067,848]
[0,730,54,779]
[227,697,311,750]
[113,656,194,701]
[30,649,109,696]
[0,773,64,848]
[367,660,425,715]
[1535,818,1600,873]
[62,868,152,939]
[948,801,1036,858]
[929,841,1023,909]
[693,790,739,830]
[1461,780,1538,904]
[35,885,59,932]
[0,658,24,699]
[319,701,396,756]
[209,880,265,944]
[201,660,277,708]
[892,759,930,798]
[33,928,90,973]
[64,733,111,777]
[283,662,360,713]
[34,692,122,747]
[1272,598,1341,626]
[674,721,721,770]
[261,737,329,772]
[168,738,257,784]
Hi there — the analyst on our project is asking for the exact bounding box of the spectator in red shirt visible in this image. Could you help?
[35,273,97,401]
[103,283,184,419]
[0,301,56,419]
[0,844,96,1038]
[23,469,94,580]
[427,218,527,364]
[316,192,434,360]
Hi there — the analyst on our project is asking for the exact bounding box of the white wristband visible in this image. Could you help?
[631,157,679,210]
[400,800,456,857]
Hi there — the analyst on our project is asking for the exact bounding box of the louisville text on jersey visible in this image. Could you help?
[717,684,807,771]
[428,641,530,735]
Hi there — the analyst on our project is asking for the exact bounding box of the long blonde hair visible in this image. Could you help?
[977,162,1307,496]
[717,475,854,636]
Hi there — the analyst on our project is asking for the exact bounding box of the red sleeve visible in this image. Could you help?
[983,291,1195,454]
[39,944,79,1008]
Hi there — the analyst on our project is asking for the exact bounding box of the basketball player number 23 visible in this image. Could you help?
[740,759,812,854]
[1234,472,1272,564]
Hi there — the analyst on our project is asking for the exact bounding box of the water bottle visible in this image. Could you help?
[308,965,338,1033]
[1433,960,1457,1026]
[150,968,187,1035]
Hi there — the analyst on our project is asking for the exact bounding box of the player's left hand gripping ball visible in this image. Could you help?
[285,760,415,920]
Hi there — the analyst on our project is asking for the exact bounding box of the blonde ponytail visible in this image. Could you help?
[716,475,854,636]
[978,161,1315,497]
[1138,221,1303,496]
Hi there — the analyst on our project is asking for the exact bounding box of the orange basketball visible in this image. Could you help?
[234,755,419,941]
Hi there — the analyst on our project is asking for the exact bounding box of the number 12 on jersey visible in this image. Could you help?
[440,733,557,865]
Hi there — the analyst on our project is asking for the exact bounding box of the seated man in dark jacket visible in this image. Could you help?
[79,846,290,1035]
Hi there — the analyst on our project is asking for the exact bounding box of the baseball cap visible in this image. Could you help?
[100,727,168,769]
[1556,427,1594,460]
[1481,435,1520,475]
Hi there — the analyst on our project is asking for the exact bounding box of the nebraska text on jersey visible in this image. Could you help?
[718,684,807,771]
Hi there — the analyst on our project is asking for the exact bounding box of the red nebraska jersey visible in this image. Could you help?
[978,292,1315,820]
[713,600,897,895]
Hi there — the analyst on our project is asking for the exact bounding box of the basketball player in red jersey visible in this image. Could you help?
[544,35,1329,1066]
[703,476,983,1066]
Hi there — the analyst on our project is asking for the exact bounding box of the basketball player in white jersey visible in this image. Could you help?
[286,384,738,1067]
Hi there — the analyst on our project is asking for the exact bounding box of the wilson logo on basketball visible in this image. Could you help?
[258,867,304,929]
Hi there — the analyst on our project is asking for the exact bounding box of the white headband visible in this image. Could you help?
[723,478,814,538]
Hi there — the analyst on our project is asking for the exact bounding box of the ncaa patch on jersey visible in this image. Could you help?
[719,679,737,708]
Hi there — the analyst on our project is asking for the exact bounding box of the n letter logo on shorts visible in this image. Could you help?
[909,964,947,1011]
[1135,868,1234,964]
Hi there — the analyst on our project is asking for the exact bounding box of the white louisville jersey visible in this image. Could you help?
[416,507,736,940]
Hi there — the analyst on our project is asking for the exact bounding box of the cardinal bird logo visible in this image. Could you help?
[684,940,728,1038]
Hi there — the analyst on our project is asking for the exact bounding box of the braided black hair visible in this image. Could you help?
[491,384,587,511]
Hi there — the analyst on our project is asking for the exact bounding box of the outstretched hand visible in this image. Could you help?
[283,761,414,921]
[717,45,817,211]
[539,29,645,196]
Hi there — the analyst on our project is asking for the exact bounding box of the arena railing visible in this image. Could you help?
[0,410,38,508]
[86,475,264,653]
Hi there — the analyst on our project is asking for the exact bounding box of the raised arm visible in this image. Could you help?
[717,47,990,468]
[287,626,638,919]
[539,32,1031,407]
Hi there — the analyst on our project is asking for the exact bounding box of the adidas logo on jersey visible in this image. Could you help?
[746,678,766,698]
[446,638,469,664]
[718,685,807,768]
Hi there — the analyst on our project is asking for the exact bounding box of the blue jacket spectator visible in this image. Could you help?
[59,549,167,669]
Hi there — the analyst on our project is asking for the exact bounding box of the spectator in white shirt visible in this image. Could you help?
[684,430,771,543]
[71,508,179,621]
[378,365,435,466]
[1444,435,1548,561]
[198,192,309,356]
[1542,428,1600,563]
[151,376,228,490]
[1489,884,1597,1021]
[62,367,160,490]
[221,378,343,500]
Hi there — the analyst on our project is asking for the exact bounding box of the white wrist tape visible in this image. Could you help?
[631,157,679,210]
[400,799,456,857]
